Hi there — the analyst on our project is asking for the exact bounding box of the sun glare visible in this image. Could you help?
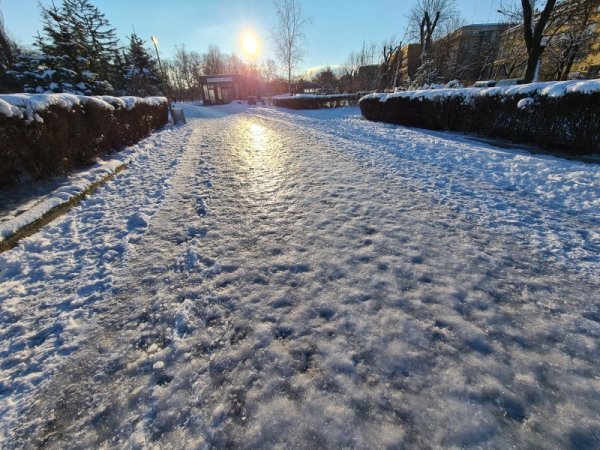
[242,31,259,58]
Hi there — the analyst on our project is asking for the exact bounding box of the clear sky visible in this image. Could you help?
[1,0,505,73]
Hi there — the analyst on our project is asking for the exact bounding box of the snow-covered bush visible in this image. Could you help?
[359,80,600,154]
[0,94,168,184]
[272,93,363,109]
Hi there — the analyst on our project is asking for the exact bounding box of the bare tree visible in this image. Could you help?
[173,45,194,89]
[271,0,311,94]
[343,51,359,78]
[434,17,508,83]
[408,0,457,64]
[379,36,401,90]
[493,29,529,79]
[188,51,203,83]
[390,49,406,88]
[167,45,204,100]
[343,41,378,91]
[261,58,278,83]
[498,0,600,81]
[519,0,557,82]
[543,0,600,80]
[202,44,226,75]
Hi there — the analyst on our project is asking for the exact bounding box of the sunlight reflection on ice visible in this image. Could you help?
[243,120,287,199]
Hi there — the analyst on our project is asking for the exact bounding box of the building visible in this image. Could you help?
[354,64,380,91]
[556,1,600,79]
[398,44,422,83]
[492,24,528,80]
[493,1,600,81]
[574,47,600,79]
[198,74,259,105]
[393,24,508,86]
[435,23,510,84]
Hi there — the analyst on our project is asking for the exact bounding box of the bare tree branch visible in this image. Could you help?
[408,0,458,63]
[270,0,311,94]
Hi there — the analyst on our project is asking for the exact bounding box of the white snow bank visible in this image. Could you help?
[273,93,359,100]
[0,98,16,117]
[77,96,115,111]
[98,95,128,109]
[517,97,535,109]
[0,93,81,112]
[119,96,168,110]
[361,79,600,103]
[0,93,168,120]
[0,157,124,242]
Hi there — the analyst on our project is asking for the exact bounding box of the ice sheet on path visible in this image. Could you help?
[0,103,599,448]
[255,107,600,280]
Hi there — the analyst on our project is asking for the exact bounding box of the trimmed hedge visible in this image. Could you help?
[0,95,168,185]
[273,93,364,110]
[359,90,600,154]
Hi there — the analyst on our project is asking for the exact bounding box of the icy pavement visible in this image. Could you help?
[0,104,599,448]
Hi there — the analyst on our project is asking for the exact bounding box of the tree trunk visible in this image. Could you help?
[524,42,544,82]
[561,44,580,80]
[521,0,556,83]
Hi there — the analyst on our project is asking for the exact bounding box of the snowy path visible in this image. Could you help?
[1,105,599,448]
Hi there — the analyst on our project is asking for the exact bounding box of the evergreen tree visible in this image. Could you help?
[123,32,161,96]
[111,49,128,95]
[0,6,15,73]
[410,57,439,89]
[313,66,338,93]
[10,0,118,94]
[65,0,118,82]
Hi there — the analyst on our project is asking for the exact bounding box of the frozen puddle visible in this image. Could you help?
[0,104,599,448]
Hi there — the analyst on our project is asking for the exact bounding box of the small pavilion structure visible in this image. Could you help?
[198,74,260,105]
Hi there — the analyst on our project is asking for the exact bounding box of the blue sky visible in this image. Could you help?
[2,0,504,73]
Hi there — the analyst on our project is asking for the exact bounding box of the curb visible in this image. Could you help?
[0,163,127,254]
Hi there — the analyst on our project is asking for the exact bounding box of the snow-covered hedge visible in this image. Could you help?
[0,94,168,185]
[359,80,600,154]
[273,93,363,109]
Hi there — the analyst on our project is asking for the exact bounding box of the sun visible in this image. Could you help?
[242,31,260,58]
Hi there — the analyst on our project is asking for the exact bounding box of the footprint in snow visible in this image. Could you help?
[126,212,148,232]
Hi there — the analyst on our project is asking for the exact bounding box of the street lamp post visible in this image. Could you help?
[151,35,178,123]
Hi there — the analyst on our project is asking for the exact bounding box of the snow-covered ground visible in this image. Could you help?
[0,104,599,448]
[0,146,141,240]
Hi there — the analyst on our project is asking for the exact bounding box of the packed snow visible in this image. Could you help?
[517,97,536,109]
[0,98,15,117]
[0,104,598,448]
[0,145,148,241]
